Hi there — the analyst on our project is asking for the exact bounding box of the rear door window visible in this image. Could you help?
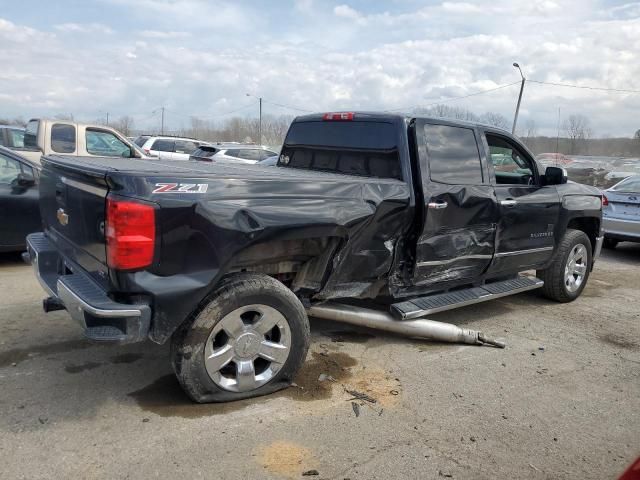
[51,124,76,154]
[236,149,263,161]
[151,139,175,152]
[282,121,402,179]
[423,124,483,184]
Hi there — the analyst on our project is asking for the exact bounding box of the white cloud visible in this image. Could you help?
[334,4,362,20]
[139,30,192,39]
[54,23,113,34]
[441,2,482,14]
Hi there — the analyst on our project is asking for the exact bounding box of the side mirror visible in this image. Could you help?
[545,166,568,185]
[15,171,36,187]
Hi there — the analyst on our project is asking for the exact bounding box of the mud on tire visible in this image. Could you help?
[171,273,310,403]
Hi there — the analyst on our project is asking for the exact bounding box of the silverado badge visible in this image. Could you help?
[56,208,69,226]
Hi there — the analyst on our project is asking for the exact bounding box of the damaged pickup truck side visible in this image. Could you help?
[26,112,603,402]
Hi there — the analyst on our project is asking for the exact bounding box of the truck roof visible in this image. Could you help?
[292,111,512,135]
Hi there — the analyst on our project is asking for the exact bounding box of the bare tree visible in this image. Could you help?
[525,119,537,138]
[479,112,510,130]
[563,114,591,154]
[113,116,135,136]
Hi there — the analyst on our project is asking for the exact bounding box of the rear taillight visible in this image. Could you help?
[106,197,156,270]
[322,112,354,121]
[143,148,150,154]
[602,194,609,207]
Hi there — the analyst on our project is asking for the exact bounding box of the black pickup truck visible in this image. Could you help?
[27,112,603,402]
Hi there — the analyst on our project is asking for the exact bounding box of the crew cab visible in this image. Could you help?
[19,118,143,164]
[26,112,603,403]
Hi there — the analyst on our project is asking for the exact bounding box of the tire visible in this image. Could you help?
[537,229,592,303]
[603,238,618,249]
[171,273,310,403]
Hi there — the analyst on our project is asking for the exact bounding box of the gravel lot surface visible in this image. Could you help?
[0,246,638,479]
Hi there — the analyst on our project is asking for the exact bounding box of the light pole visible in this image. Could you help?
[246,93,262,144]
[512,62,525,135]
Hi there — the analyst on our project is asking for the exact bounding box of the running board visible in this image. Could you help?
[391,276,544,320]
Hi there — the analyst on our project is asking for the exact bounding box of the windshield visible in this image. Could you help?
[611,175,640,193]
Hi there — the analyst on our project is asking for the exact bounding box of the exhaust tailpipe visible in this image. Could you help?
[307,302,505,348]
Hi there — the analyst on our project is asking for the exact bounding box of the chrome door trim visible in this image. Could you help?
[495,246,553,257]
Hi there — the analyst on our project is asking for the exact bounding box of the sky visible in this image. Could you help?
[1,0,639,136]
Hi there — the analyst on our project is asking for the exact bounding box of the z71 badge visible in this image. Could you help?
[152,183,209,194]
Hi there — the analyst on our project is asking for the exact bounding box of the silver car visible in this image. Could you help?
[602,175,640,248]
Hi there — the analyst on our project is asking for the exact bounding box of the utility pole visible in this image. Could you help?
[259,97,262,145]
[246,93,263,144]
[161,106,165,135]
[512,62,525,135]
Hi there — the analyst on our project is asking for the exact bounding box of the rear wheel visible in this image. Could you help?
[603,238,618,249]
[171,273,310,403]
[537,229,592,302]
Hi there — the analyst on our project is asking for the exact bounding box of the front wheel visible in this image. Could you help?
[537,229,592,303]
[171,273,310,403]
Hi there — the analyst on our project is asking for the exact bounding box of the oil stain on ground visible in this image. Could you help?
[64,361,103,374]
[0,339,93,368]
[257,441,318,479]
[110,353,143,364]
[127,351,360,418]
[328,330,376,343]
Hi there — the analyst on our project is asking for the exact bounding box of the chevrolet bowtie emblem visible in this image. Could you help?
[56,208,69,226]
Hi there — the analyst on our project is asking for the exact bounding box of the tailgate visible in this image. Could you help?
[39,157,110,282]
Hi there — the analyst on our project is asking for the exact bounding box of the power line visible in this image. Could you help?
[528,79,640,94]
[385,81,521,112]
[261,99,313,113]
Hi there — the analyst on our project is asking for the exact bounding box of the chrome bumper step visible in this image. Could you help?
[391,276,544,320]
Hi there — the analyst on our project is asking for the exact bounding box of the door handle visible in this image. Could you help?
[500,199,517,207]
[427,200,448,210]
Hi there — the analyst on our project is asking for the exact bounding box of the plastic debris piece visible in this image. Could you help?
[351,402,360,417]
[344,389,376,403]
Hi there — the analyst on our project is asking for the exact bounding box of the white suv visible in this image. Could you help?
[134,135,206,161]
[189,144,279,164]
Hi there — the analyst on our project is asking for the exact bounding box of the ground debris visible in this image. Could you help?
[351,402,360,417]
[302,469,319,476]
[344,388,376,404]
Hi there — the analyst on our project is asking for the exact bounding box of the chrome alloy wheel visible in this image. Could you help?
[564,243,588,293]
[204,304,292,392]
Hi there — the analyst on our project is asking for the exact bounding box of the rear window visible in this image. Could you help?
[9,129,25,148]
[611,176,640,193]
[51,123,76,154]
[24,120,39,149]
[134,136,150,147]
[192,147,218,157]
[281,121,402,180]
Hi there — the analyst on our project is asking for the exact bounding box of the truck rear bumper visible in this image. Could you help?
[26,232,151,343]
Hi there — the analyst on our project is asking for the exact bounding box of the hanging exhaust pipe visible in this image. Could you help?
[307,302,505,348]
